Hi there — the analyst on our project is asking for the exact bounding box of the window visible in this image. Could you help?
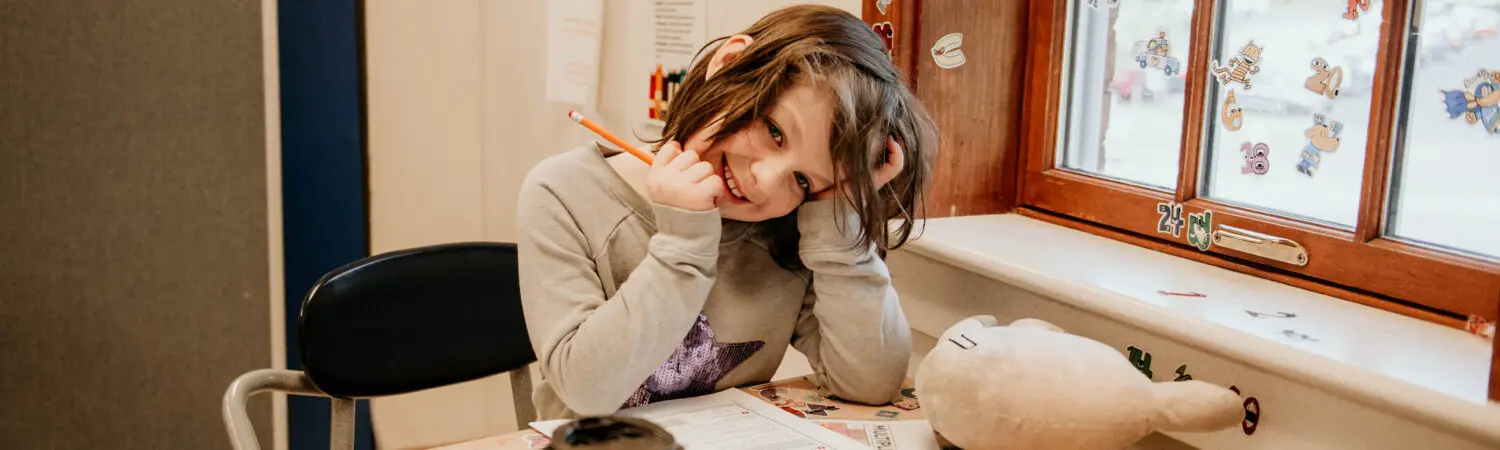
[1022,0,1500,323]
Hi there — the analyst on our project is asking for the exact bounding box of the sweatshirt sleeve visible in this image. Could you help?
[516,179,721,416]
[789,199,912,405]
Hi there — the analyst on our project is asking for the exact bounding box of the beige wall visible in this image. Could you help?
[0,1,273,448]
[364,1,856,448]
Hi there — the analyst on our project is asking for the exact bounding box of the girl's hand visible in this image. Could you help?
[812,136,905,201]
[648,141,723,211]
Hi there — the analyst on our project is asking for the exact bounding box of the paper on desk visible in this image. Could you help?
[809,420,941,450]
[531,389,869,449]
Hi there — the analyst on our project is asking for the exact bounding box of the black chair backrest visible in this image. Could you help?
[298,242,536,398]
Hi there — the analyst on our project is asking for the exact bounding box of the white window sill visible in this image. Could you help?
[887,213,1500,448]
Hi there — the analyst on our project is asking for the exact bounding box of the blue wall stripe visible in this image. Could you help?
[278,0,375,448]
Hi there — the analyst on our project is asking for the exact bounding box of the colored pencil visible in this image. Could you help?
[567,110,654,164]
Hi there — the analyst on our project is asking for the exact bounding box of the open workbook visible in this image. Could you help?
[532,389,874,449]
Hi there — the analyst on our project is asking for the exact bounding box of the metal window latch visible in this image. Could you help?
[1212,225,1309,266]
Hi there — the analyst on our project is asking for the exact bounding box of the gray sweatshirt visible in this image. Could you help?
[516,144,911,419]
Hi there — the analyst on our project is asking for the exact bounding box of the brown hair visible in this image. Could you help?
[657,5,938,270]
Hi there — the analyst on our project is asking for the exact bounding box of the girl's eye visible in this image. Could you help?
[794,172,811,192]
[766,120,784,146]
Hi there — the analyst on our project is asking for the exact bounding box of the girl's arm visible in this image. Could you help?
[789,199,912,405]
[517,180,721,416]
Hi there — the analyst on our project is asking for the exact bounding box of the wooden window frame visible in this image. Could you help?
[1018,0,1500,325]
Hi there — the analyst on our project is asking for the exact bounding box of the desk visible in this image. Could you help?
[434,375,931,449]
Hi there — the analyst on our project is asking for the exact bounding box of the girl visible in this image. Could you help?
[516,5,938,419]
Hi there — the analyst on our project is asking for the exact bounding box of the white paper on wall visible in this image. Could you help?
[646,0,707,124]
[545,0,605,106]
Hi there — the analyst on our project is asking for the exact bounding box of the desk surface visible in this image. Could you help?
[434,375,926,449]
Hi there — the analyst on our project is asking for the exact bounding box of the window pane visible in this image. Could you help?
[1200,0,1384,227]
[1059,0,1196,190]
[1389,1,1500,259]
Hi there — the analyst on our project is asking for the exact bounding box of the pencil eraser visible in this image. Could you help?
[568,110,584,122]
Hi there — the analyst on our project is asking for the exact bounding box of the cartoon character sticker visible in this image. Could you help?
[1344,0,1372,20]
[1211,41,1264,90]
[1187,210,1214,251]
[877,0,892,15]
[1156,201,1185,238]
[1126,346,1153,379]
[872,22,895,58]
[1298,114,1344,177]
[1441,69,1500,136]
[931,33,966,69]
[1133,31,1181,76]
[1242,396,1261,435]
[1241,142,1270,175]
[1222,89,1244,131]
[1304,57,1343,99]
[1173,364,1193,382]
[1085,0,1120,9]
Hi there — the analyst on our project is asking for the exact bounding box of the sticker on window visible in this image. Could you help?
[872,22,895,59]
[1298,114,1344,177]
[1156,201,1186,238]
[1133,31,1180,76]
[1211,41,1264,91]
[1187,210,1214,251]
[1440,69,1500,136]
[1222,89,1244,131]
[931,32,965,69]
[1304,57,1343,99]
[1240,142,1270,176]
[1343,0,1372,21]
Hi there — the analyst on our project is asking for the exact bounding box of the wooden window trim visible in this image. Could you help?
[1019,0,1500,321]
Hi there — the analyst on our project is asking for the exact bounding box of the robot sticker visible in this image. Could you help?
[1187,210,1214,252]
[1133,31,1181,76]
[1304,57,1343,99]
[1344,0,1372,21]
[1085,0,1120,9]
[1222,89,1244,131]
[1441,69,1500,136]
[1298,114,1344,177]
[1241,142,1270,175]
[1211,41,1264,90]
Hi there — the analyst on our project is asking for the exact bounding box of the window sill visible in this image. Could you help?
[888,213,1500,448]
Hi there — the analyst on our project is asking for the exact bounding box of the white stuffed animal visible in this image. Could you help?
[915,315,1244,449]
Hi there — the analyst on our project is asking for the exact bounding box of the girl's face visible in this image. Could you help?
[684,83,837,222]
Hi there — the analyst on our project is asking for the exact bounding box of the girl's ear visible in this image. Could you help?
[707,35,755,80]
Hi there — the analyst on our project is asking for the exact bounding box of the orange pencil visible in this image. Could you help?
[567,110,654,165]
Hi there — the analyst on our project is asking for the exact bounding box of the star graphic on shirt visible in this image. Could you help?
[622,313,764,408]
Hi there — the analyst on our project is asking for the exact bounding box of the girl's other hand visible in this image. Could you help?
[648,141,723,211]
[812,136,905,202]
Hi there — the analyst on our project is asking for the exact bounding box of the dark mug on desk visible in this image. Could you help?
[546,416,681,450]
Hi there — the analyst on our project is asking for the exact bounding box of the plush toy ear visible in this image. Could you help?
[1148,380,1244,433]
[937,315,998,347]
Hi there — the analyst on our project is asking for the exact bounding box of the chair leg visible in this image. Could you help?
[509,367,537,430]
[330,398,356,450]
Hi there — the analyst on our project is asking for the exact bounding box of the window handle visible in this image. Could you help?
[1212,225,1309,267]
